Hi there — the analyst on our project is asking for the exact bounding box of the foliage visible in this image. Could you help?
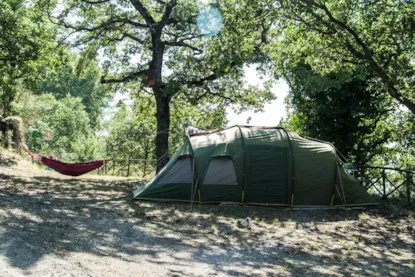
[370,111,415,170]
[36,64,110,128]
[0,0,63,117]
[270,0,415,114]
[46,0,276,170]
[106,90,228,164]
[35,54,112,128]
[282,62,393,164]
[13,91,58,126]
[24,94,105,162]
[1,0,413,176]
[106,103,153,160]
[267,0,415,174]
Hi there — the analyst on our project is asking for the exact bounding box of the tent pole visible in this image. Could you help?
[190,153,196,211]
[336,162,347,205]
[190,179,198,211]
[331,145,346,206]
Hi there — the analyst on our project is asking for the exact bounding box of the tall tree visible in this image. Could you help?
[35,54,112,129]
[46,0,275,171]
[270,0,415,115]
[0,0,61,117]
[282,62,393,164]
[106,90,228,162]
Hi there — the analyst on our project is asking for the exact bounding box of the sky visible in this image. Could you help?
[106,66,289,126]
[107,66,289,127]
[226,66,289,127]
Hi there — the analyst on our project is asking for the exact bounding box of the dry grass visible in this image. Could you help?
[0,149,414,276]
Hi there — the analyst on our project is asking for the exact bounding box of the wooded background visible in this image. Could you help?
[1,0,414,183]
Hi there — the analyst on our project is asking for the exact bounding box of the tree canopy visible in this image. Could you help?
[35,54,112,128]
[46,0,275,170]
[282,62,393,164]
[0,0,63,117]
[23,93,105,161]
[270,0,415,114]
[0,0,414,182]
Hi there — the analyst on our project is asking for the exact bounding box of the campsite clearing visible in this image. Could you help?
[0,151,414,277]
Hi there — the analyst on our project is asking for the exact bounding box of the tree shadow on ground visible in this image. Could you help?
[0,173,414,276]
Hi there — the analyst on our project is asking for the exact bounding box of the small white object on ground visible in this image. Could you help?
[239,217,251,228]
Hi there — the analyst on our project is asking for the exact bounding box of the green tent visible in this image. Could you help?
[133,126,376,207]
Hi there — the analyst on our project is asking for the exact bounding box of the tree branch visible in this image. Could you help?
[159,0,177,28]
[194,86,235,103]
[122,19,148,29]
[294,12,337,35]
[154,0,167,5]
[301,0,415,114]
[164,41,202,54]
[80,0,110,4]
[184,62,238,87]
[101,69,149,84]
[49,10,149,46]
[130,0,155,25]
[185,72,219,87]
[52,15,147,33]
[343,39,367,60]
[118,31,147,44]
[316,1,373,57]
[167,15,197,26]
[164,32,204,43]
[140,86,154,96]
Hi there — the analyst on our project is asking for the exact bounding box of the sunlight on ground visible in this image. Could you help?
[0,155,414,276]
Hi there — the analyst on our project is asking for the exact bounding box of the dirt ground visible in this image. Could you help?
[0,150,414,277]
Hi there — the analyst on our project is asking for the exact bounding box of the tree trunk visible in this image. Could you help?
[155,93,170,172]
[143,146,149,177]
[0,119,6,147]
[126,158,131,177]
[0,116,26,152]
[150,37,169,173]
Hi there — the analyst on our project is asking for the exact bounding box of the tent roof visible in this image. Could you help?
[188,125,293,137]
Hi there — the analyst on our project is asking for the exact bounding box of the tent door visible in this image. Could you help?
[245,145,288,204]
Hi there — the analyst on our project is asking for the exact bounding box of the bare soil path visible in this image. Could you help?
[0,150,414,276]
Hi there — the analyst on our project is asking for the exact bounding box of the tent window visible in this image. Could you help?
[203,157,238,185]
[158,156,193,184]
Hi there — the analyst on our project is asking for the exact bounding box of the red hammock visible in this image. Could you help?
[27,151,112,176]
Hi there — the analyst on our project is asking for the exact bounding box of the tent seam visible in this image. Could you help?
[279,127,295,206]
[236,125,246,203]
[186,135,199,203]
